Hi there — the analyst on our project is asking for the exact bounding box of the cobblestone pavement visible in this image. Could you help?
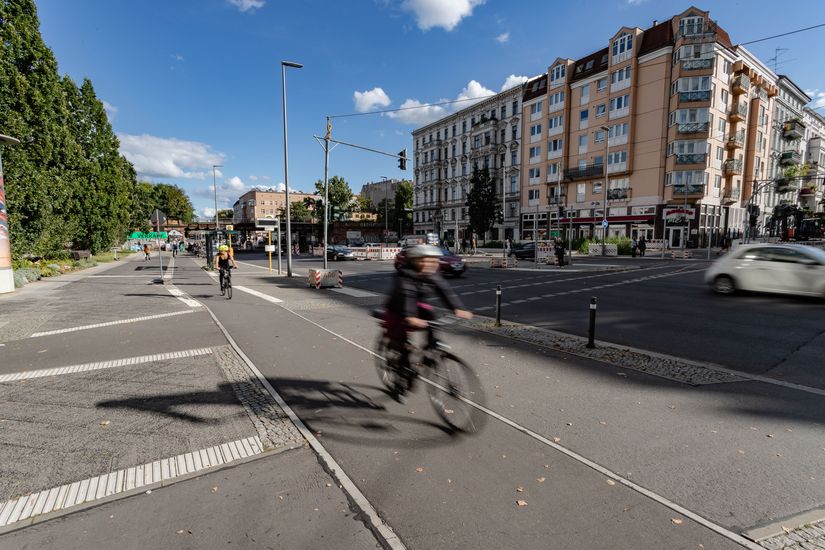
[759,520,825,549]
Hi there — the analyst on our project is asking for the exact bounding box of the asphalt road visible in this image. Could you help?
[236,251,825,388]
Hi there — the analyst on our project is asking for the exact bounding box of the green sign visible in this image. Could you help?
[549,230,560,238]
[129,231,168,239]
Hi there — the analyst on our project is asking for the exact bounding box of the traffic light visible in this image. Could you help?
[558,206,565,218]
[398,149,407,171]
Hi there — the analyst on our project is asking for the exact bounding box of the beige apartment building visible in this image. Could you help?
[518,6,792,247]
[232,188,316,225]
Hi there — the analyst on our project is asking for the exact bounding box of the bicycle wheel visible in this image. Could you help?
[374,333,404,392]
[225,279,232,299]
[424,352,486,433]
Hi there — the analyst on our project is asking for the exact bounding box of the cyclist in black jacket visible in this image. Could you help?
[383,244,472,399]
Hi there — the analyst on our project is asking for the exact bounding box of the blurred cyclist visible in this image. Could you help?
[382,244,472,400]
[216,244,237,295]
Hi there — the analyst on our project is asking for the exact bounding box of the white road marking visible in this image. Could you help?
[331,287,379,298]
[271,306,762,550]
[88,275,163,279]
[0,348,213,383]
[234,286,284,303]
[0,435,264,529]
[200,305,406,550]
[166,287,202,308]
[30,310,195,338]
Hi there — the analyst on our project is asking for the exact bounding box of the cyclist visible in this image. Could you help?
[216,244,237,295]
[383,244,472,400]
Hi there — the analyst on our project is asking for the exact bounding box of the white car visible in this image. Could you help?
[705,243,825,297]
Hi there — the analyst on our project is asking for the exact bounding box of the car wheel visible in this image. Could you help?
[713,275,736,295]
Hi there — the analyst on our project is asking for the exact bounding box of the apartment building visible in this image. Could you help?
[518,6,798,247]
[803,107,825,214]
[412,84,524,241]
[232,188,316,225]
[360,179,401,209]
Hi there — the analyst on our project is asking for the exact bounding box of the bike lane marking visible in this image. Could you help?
[233,285,284,303]
[29,310,195,338]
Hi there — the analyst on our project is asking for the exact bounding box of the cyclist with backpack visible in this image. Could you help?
[216,244,237,295]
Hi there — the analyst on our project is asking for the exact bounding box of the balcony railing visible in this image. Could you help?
[783,120,805,140]
[675,152,707,165]
[681,58,713,71]
[471,116,498,128]
[780,150,802,165]
[679,90,711,102]
[723,159,743,175]
[564,164,604,181]
[676,22,717,41]
[672,183,705,195]
[723,186,741,201]
[607,187,631,200]
[677,121,709,134]
[730,102,748,121]
[727,130,745,148]
[732,74,750,94]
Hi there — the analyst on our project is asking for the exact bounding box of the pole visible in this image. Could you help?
[587,297,597,348]
[602,131,609,257]
[383,177,389,244]
[323,116,331,269]
[277,220,282,275]
[268,230,272,273]
[683,179,688,251]
[155,209,164,283]
[455,215,459,254]
[534,203,538,267]
[495,285,502,327]
[281,61,302,277]
[0,135,20,295]
[662,214,667,258]
[502,177,506,260]
[212,165,221,234]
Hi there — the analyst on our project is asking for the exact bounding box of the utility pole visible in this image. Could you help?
[212,164,223,241]
[281,60,302,277]
[600,126,610,256]
[382,176,389,244]
[323,116,331,269]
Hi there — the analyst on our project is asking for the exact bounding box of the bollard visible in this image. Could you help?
[495,285,502,327]
[587,296,597,348]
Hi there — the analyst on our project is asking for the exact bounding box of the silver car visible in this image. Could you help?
[705,243,825,297]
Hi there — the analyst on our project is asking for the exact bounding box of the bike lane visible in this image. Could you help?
[179,262,747,549]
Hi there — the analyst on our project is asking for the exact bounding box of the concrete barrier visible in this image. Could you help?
[588,243,618,256]
[490,257,518,268]
[308,268,343,289]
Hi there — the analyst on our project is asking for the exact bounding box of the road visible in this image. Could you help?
[240,251,825,388]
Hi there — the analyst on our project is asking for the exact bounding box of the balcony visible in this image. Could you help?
[471,116,498,129]
[676,22,717,42]
[723,186,741,202]
[729,103,748,122]
[679,90,711,103]
[672,183,705,195]
[780,150,802,166]
[609,107,629,120]
[677,122,709,134]
[681,58,713,71]
[607,162,627,174]
[675,153,707,165]
[564,164,604,181]
[731,74,750,95]
[723,159,743,175]
[547,149,562,160]
[799,186,816,197]
[783,119,805,140]
[726,130,745,149]
[607,187,631,200]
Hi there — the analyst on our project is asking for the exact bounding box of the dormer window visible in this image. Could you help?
[612,33,633,57]
[679,16,705,36]
[550,65,566,82]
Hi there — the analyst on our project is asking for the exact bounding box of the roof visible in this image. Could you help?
[522,75,547,102]
[570,47,609,82]
[638,20,672,57]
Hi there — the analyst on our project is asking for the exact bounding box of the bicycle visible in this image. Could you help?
[219,267,232,299]
[373,309,485,433]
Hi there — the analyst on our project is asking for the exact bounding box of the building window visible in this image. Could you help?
[511,151,517,165]
[595,104,606,117]
[611,66,631,84]
[580,109,589,122]
[484,131,491,145]
[473,135,480,148]
[511,125,517,140]
[610,94,630,111]
[501,105,506,119]
[670,108,709,125]
[594,130,605,143]
[461,163,467,176]
[510,176,518,193]
[714,174,722,190]
[548,115,564,129]
[581,84,590,103]
[512,99,518,113]
[462,120,467,133]
[530,124,543,137]
[550,64,566,82]
[549,91,565,106]
[608,123,628,138]
[528,189,540,201]
[612,33,633,57]
[578,134,587,149]
[528,168,541,179]
[672,76,711,94]
[530,101,543,115]
[549,139,563,152]
[679,16,705,36]
[529,146,541,159]
[597,77,607,91]
[608,151,628,165]
[577,183,586,202]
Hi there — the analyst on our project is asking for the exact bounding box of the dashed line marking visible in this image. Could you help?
[30,310,195,338]
[166,287,202,308]
[233,286,284,303]
[0,348,214,382]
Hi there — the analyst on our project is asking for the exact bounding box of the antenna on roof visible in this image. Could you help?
[767,47,789,72]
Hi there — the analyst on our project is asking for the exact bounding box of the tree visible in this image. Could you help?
[279,201,311,222]
[355,195,374,212]
[313,176,353,222]
[217,209,234,221]
[465,169,501,239]
[153,183,195,223]
[394,180,413,234]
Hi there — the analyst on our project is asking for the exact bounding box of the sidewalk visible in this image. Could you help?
[0,253,381,548]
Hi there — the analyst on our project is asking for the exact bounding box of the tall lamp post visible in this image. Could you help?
[0,134,20,294]
[212,164,223,238]
[381,176,389,244]
[600,125,610,256]
[281,60,302,277]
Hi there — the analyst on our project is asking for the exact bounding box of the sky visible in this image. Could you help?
[36,0,825,219]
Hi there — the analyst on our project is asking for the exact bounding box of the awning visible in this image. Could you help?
[559,215,654,224]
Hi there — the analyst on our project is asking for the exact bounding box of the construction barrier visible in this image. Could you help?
[490,257,518,268]
[380,247,401,260]
[671,250,692,259]
[308,268,343,289]
[588,243,618,256]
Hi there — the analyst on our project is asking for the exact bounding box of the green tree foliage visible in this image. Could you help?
[355,195,373,212]
[153,183,195,223]
[279,200,311,222]
[465,169,501,238]
[216,208,234,221]
[312,176,353,222]
[0,0,141,255]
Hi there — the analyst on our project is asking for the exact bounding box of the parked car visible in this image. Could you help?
[394,246,466,277]
[705,243,825,297]
[509,242,538,260]
[326,245,355,261]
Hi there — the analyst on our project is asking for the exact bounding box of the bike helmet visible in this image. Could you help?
[218,244,229,251]
[406,244,443,258]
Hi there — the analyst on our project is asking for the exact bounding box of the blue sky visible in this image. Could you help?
[36,0,825,218]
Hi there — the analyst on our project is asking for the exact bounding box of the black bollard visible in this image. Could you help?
[495,285,502,327]
[587,296,597,348]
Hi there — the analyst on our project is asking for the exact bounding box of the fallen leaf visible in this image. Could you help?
[502,455,507,459]
[100,420,110,426]
[606,479,616,486]
[553,437,561,443]
[776,453,783,457]
[415,467,424,473]
[536,477,545,483]
[447,479,452,484]
[616,372,627,377]
[444,409,454,414]
[278,495,284,500]
[516,500,528,507]
[109,515,114,519]
[566,422,572,426]
[766,434,774,438]
[145,490,152,494]
[177,530,185,535]
[544,464,551,469]
[211,487,218,493]
[325,483,332,487]
[737,449,745,454]
[599,421,607,425]
[672,518,683,525]
[313,508,319,511]
[782,526,792,534]
[516,487,524,492]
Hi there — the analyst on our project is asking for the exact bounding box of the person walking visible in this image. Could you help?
[555,238,565,268]
[631,237,638,258]
[461,238,468,254]
[143,243,151,261]
[638,236,646,257]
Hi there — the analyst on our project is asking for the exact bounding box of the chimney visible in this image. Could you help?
[652,19,657,26]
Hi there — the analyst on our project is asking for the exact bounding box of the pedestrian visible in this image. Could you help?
[631,237,638,258]
[461,238,468,254]
[638,236,646,257]
[555,238,565,268]
[143,242,151,261]
[471,236,477,255]
[504,237,511,256]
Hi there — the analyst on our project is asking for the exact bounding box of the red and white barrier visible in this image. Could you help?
[308,268,343,289]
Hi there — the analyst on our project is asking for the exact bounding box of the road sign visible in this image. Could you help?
[225,225,234,231]
[602,219,609,229]
[256,218,279,230]
[264,245,275,252]
[150,210,166,229]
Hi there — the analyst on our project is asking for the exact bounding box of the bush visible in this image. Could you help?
[17,267,42,283]
[13,271,27,288]
[577,237,633,255]
[484,240,504,248]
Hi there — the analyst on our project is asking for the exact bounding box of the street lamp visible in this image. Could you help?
[600,125,610,256]
[212,164,223,235]
[0,134,21,295]
[381,176,389,244]
[281,60,302,277]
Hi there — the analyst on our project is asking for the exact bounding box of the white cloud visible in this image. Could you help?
[262,175,272,181]
[118,133,225,180]
[626,0,648,5]
[456,80,494,105]
[402,0,484,31]
[102,100,118,119]
[172,53,184,62]
[500,74,529,91]
[249,175,258,181]
[805,89,825,110]
[495,32,509,43]
[201,207,216,218]
[226,176,245,191]
[353,87,392,113]
[275,182,286,192]
[387,98,449,125]
[227,0,265,12]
